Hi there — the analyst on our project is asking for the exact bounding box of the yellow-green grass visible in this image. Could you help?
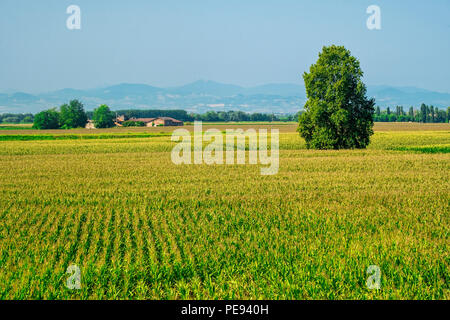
[0,123,448,299]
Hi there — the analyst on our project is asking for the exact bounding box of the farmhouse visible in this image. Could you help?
[157,117,183,126]
[118,116,183,127]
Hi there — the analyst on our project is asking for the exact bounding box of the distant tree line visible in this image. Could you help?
[0,113,34,124]
[92,109,300,122]
[4,107,301,129]
[374,104,450,123]
[188,110,301,122]
[4,102,449,129]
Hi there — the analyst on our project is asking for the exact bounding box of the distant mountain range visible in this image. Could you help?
[1,80,449,114]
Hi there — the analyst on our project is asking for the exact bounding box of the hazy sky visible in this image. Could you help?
[1,0,449,93]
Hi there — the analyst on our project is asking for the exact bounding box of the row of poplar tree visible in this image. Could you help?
[374,104,449,123]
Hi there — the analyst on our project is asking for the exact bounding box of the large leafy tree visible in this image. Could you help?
[59,99,87,129]
[32,108,60,129]
[93,104,115,128]
[298,45,375,149]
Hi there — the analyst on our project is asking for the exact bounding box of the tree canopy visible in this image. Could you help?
[59,99,87,129]
[93,104,115,128]
[32,108,60,129]
[298,45,375,149]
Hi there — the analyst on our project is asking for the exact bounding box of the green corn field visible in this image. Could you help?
[0,123,448,299]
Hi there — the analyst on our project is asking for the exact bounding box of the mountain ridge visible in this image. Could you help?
[1,80,449,114]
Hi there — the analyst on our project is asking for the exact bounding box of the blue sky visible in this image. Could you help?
[0,0,449,93]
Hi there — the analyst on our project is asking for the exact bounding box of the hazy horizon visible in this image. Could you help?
[3,80,450,96]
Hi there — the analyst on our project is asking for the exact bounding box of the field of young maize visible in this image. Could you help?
[0,123,448,299]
